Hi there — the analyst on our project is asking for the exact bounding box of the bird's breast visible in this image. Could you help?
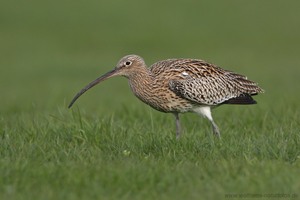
[128,76,195,113]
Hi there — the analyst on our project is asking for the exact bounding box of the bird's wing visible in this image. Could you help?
[159,59,263,105]
[170,76,251,105]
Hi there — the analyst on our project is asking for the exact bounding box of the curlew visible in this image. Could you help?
[68,55,264,138]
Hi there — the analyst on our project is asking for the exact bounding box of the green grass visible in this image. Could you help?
[1,0,300,199]
[1,108,300,199]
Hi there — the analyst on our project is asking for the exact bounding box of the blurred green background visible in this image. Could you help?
[1,1,300,199]
[1,0,299,114]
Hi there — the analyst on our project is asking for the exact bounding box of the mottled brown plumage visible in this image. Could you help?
[69,55,264,138]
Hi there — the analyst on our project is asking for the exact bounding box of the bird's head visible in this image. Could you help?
[68,55,145,108]
[115,54,146,77]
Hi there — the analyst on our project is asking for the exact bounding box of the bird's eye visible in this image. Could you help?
[124,61,132,66]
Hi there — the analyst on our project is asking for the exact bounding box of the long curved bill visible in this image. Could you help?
[68,68,117,108]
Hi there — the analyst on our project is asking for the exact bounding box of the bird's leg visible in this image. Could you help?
[193,106,221,138]
[174,113,181,139]
[211,120,221,138]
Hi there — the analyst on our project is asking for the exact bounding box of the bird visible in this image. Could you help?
[68,55,264,138]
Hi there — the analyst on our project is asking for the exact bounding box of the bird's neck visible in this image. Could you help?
[127,68,154,103]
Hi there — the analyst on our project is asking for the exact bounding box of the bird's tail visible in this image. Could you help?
[223,93,257,105]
